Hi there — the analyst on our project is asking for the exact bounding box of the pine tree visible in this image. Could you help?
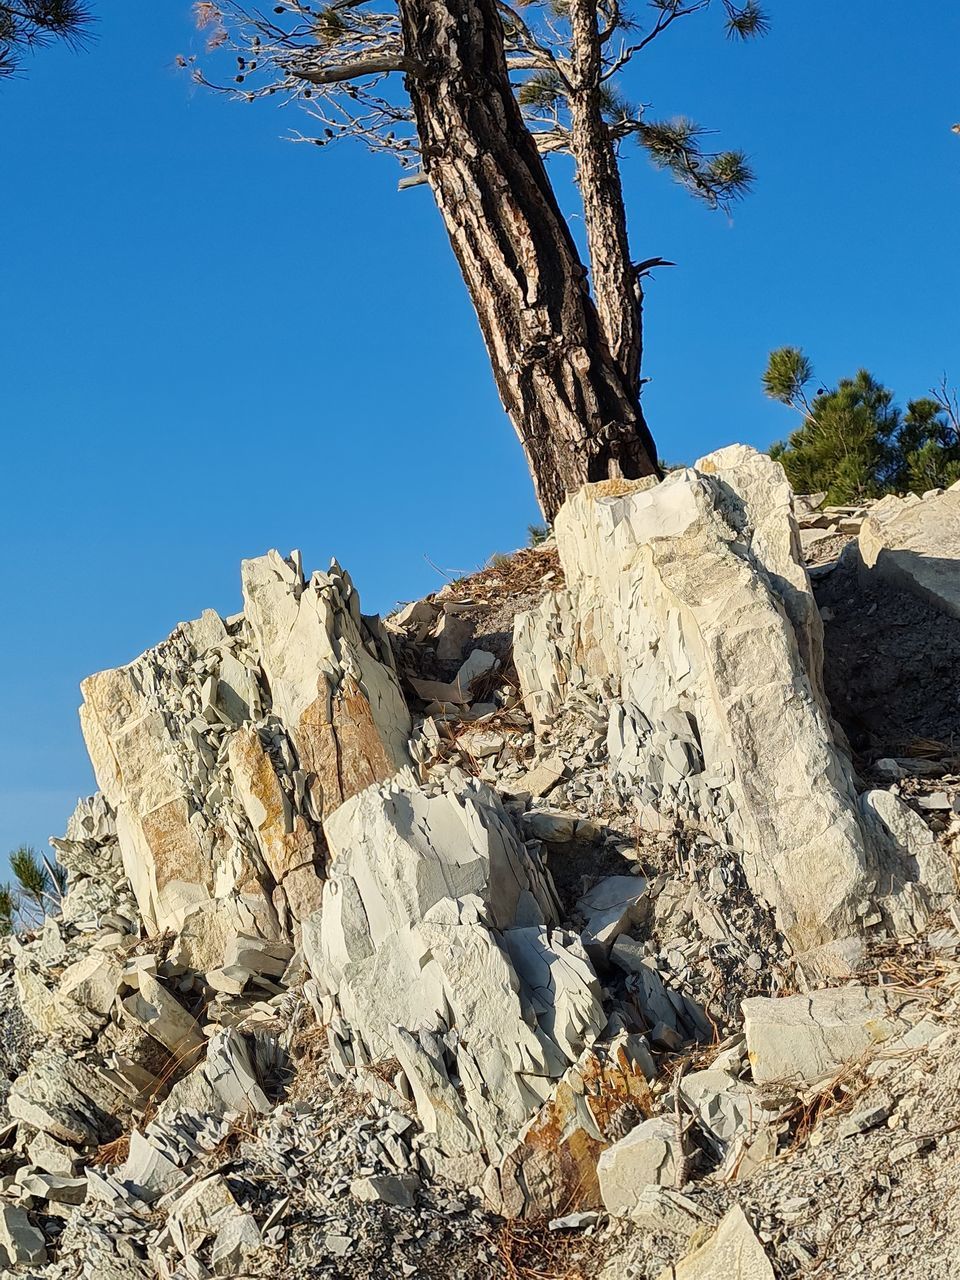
[1,845,65,933]
[188,0,772,519]
[0,1,94,79]
[765,348,960,503]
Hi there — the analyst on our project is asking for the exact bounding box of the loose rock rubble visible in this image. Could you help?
[1,448,958,1278]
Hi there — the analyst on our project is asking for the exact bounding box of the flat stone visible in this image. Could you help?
[628,1187,716,1237]
[501,758,566,798]
[204,1028,271,1115]
[743,985,915,1084]
[350,1173,421,1207]
[17,1171,88,1204]
[838,1101,893,1139]
[659,1204,774,1280]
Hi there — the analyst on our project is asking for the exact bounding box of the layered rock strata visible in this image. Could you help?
[514,448,953,949]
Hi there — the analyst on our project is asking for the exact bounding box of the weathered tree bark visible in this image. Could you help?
[567,0,642,394]
[398,0,659,520]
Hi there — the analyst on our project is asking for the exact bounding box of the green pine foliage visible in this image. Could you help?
[2,845,66,934]
[0,0,93,79]
[0,885,14,936]
[764,347,960,503]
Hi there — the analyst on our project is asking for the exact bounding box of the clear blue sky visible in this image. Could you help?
[2,2,958,860]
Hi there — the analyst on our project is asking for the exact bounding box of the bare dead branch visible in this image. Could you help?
[292,53,423,84]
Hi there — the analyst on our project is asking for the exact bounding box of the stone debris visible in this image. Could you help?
[0,459,958,1277]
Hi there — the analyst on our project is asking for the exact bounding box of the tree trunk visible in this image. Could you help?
[398,0,658,521]
[567,0,642,394]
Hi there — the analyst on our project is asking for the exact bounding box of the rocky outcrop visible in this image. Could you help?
[305,769,605,1162]
[514,448,952,950]
[78,553,410,942]
[1,455,958,1274]
[858,484,960,619]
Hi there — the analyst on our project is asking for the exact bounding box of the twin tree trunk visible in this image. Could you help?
[399,0,659,521]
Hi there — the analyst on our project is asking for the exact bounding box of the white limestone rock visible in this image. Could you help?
[860,788,955,902]
[77,550,409,944]
[119,1130,187,1203]
[8,1051,124,1146]
[743,985,925,1084]
[121,973,204,1059]
[309,771,604,1160]
[27,1133,77,1178]
[58,952,123,1016]
[350,1173,420,1207]
[575,875,648,960]
[679,1068,780,1177]
[858,488,960,618]
[597,1116,688,1216]
[241,552,411,820]
[205,1028,271,1115]
[514,450,948,949]
[659,1204,775,1280]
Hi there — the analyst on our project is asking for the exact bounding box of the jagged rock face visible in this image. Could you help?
[515,449,951,950]
[78,553,411,942]
[305,770,606,1161]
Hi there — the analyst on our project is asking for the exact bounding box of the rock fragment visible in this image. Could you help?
[659,1203,775,1280]
[597,1116,688,1216]
[0,1205,47,1267]
[743,985,924,1084]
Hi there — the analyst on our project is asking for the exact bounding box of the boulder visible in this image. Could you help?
[514,450,948,949]
[858,488,960,618]
[308,771,605,1162]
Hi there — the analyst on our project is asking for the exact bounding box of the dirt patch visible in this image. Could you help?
[813,553,960,757]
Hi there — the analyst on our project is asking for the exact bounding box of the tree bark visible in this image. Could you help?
[567,0,642,393]
[398,0,658,521]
